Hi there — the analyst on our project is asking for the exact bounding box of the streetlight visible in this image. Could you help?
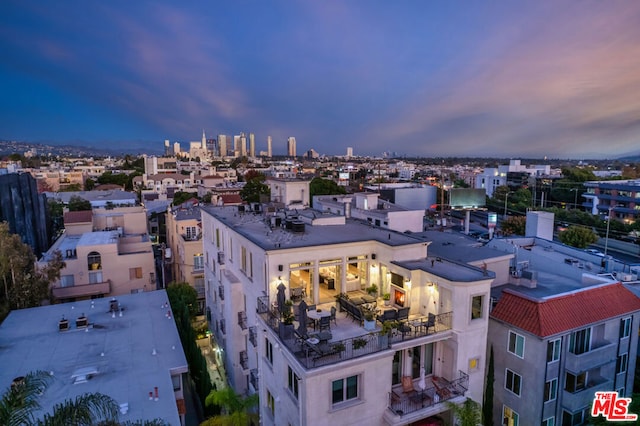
[604,207,613,256]
[569,188,580,210]
[503,192,514,220]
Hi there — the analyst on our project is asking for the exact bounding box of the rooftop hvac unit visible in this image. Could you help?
[620,274,633,282]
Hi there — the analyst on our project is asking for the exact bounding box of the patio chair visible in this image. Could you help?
[396,307,410,321]
[401,376,422,404]
[318,315,331,332]
[426,313,436,334]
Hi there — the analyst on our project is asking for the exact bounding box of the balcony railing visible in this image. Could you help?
[387,371,469,418]
[249,326,258,347]
[218,285,224,300]
[256,296,269,314]
[238,311,248,330]
[250,368,259,391]
[52,281,111,299]
[258,307,453,370]
[239,350,249,370]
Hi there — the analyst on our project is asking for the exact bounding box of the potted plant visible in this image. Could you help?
[382,292,391,306]
[379,320,398,348]
[332,342,346,354]
[353,337,368,350]
[361,305,377,331]
[279,300,295,339]
[366,284,378,297]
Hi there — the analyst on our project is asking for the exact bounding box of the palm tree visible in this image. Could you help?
[201,387,259,426]
[446,398,481,426]
[0,370,119,426]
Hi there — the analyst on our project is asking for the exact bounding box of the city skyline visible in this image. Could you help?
[2,1,640,158]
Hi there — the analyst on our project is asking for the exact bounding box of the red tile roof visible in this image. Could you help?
[491,283,640,337]
[220,194,243,205]
[63,210,93,224]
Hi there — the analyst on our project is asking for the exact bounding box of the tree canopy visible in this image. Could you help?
[68,196,92,212]
[0,223,65,312]
[501,216,527,236]
[240,173,270,203]
[558,225,599,248]
[0,370,118,426]
[201,387,258,426]
[309,177,346,202]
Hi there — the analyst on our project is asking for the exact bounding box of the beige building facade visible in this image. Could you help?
[41,206,156,301]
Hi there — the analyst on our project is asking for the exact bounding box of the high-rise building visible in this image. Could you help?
[267,136,272,157]
[201,130,207,154]
[346,147,353,158]
[218,135,228,157]
[164,139,171,156]
[240,133,247,157]
[173,142,181,157]
[233,135,241,157]
[287,136,296,157]
[249,133,255,158]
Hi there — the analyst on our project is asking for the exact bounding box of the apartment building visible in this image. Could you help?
[40,206,156,301]
[482,236,640,426]
[166,203,205,311]
[0,290,188,425]
[583,179,640,223]
[201,180,494,425]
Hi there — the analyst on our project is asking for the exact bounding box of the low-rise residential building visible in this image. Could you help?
[0,290,188,425]
[166,203,205,311]
[484,236,640,426]
[583,179,640,223]
[201,181,493,425]
[40,206,155,301]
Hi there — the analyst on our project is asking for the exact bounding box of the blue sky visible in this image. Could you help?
[2,1,640,158]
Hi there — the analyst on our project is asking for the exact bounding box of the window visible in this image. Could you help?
[193,254,204,271]
[471,295,484,320]
[88,271,103,284]
[87,251,102,270]
[266,389,275,418]
[620,317,631,338]
[129,267,143,279]
[544,378,557,402]
[215,228,220,248]
[564,371,586,393]
[185,226,197,240]
[505,369,521,396]
[508,331,525,358]
[503,405,519,426]
[288,366,299,400]
[332,375,359,406]
[60,275,75,287]
[616,353,628,374]
[469,357,480,372]
[265,338,273,365]
[542,417,554,426]
[562,408,588,426]
[171,374,181,391]
[568,328,591,355]
[547,339,561,363]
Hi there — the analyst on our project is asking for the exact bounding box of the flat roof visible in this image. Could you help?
[78,230,119,246]
[0,290,187,424]
[394,257,494,282]
[414,230,509,263]
[201,206,425,250]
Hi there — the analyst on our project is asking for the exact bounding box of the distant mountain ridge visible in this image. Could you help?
[0,139,162,158]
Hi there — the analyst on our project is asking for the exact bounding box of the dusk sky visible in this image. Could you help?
[2,1,640,158]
